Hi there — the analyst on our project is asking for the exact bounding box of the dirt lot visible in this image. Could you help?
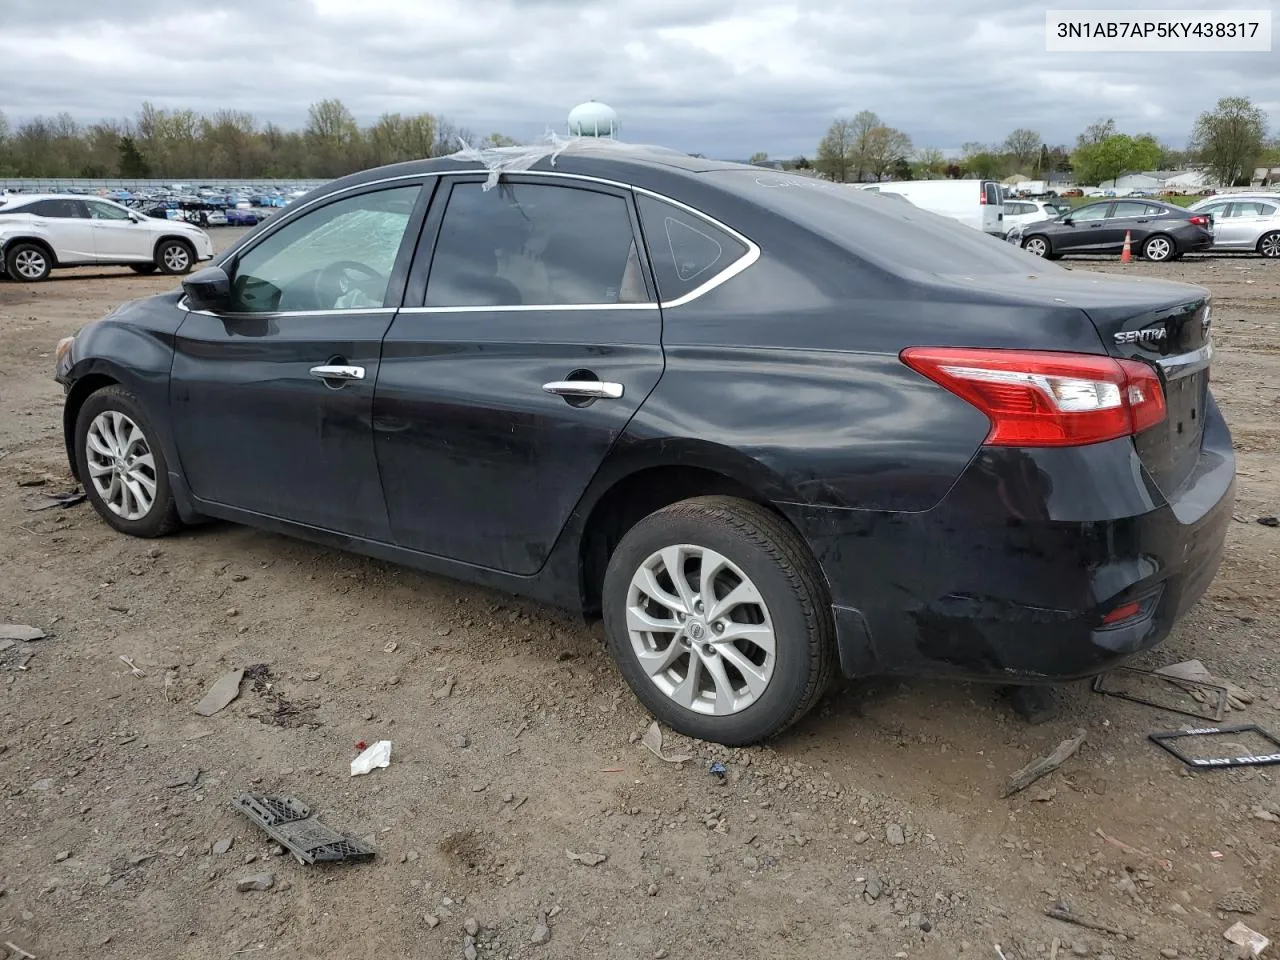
[1,237,1278,960]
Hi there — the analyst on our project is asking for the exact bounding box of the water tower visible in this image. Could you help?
[567,100,618,138]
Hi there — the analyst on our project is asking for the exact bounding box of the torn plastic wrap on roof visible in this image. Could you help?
[447,133,690,190]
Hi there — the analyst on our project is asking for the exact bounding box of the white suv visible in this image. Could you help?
[0,194,214,282]
[1001,198,1070,239]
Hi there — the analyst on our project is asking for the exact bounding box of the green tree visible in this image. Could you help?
[305,98,362,177]
[815,117,857,181]
[1002,128,1041,173]
[914,147,946,178]
[965,151,1003,179]
[117,136,150,177]
[864,125,913,181]
[1191,96,1268,187]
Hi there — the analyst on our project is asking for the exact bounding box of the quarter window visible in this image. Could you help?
[636,194,748,303]
[426,182,647,307]
[227,185,421,313]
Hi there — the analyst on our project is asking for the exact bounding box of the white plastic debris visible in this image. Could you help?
[447,132,691,191]
[350,740,392,776]
[1224,921,1270,957]
[640,721,692,764]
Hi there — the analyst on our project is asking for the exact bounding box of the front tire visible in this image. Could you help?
[1023,235,1059,259]
[75,385,181,538]
[5,242,52,282]
[1142,234,1175,262]
[602,496,835,745]
[1259,231,1280,259]
[156,239,195,275]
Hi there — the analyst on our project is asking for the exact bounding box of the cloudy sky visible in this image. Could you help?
[1,0,1276,158]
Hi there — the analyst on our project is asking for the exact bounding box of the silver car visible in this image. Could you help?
[1187,194,1280,258]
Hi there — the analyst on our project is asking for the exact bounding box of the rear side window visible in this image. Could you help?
[427,182,646,307]
[636,194,748,303]
[29,199,87,218]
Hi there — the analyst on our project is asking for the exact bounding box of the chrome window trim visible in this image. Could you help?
[1157,340,1213,380]
[401,303,658,315]
[211,167,761,317]
[178,299,398,318]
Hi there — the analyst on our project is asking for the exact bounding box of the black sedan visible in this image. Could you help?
[53,147,1234,745]
[1011,198,1214,261]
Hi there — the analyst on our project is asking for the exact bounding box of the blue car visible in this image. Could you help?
[224,209,263,226]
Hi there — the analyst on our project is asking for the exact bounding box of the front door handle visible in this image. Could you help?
[542,380,624,400]
[310,364,365,381]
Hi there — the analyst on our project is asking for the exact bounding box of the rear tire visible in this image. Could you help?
[1259,231,1280,259]
[602,496,835,746]
[156,239,194,275]
[1142,234,1175,262]
[5,242,52,282]
[130,263,158,274]
[75,385,181,538]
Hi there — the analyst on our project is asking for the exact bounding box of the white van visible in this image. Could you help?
[859,180,1005,235]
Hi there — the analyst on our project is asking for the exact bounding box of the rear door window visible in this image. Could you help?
[636,194,748,303]
[1109,201,1149,219]
[29,198,88,218]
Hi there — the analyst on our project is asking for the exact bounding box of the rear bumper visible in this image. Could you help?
[785,397,1235,682]
[1183,230,1214,253]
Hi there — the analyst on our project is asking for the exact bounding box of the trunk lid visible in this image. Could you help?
[1079,279,1212,497]
[937,270,1212,495]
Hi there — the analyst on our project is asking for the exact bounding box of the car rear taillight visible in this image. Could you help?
[1188,215,1209,227]
[900,347,1167,447]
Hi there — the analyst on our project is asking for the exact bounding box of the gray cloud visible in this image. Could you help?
[0,0,1276,159]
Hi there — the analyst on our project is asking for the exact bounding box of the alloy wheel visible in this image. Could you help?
[14,249,47,279]
[162,244,190,272]
[625,543,776,716]
[1145,237,1172,261]
[85,411,158,521]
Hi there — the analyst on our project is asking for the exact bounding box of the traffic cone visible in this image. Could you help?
[1121,231,1132,263]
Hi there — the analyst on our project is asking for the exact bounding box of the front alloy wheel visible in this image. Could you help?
[157,241,193,275]
[75,384,181,538]
[85,411,158,521]
[626,544,776,716]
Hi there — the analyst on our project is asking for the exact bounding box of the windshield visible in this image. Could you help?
[710,171,1053,276]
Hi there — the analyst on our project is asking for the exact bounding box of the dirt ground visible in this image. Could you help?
[1,234,1278,960]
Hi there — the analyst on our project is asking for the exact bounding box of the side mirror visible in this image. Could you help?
[182,265,232,312]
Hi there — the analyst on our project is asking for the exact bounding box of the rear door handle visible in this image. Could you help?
[310,364,365,381]
[542,380,624,399]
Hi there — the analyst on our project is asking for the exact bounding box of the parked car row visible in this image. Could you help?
[0,194,214,281]
[52,149,1233,744]
[1008,195,1279,261]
